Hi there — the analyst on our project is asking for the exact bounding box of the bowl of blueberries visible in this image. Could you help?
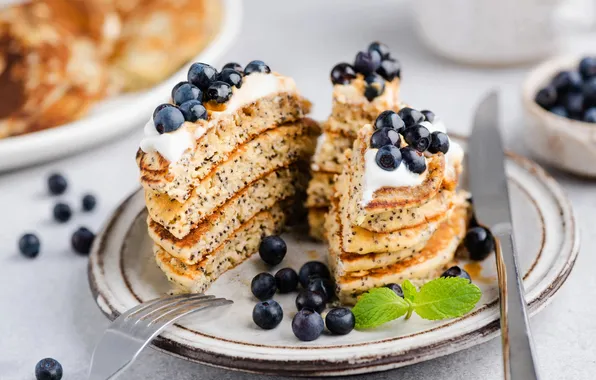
[523,55,596,177]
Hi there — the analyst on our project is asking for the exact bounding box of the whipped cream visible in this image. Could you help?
[333,77,399,105]
[139,118,194,163]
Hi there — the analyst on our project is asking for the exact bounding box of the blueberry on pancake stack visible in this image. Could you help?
[306,42,402,240]
[137,61,319,293]
[324,109,470,305]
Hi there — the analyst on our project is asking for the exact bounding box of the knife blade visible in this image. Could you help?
[467,90,540,380]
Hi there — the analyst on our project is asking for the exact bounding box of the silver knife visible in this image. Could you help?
[467,91,541,380]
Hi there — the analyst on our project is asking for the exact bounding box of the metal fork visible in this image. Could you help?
[88,293,232,380]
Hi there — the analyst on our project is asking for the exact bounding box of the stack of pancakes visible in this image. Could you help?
[306,75,401,240]
[325,124,469,305]
[137,74,319,293]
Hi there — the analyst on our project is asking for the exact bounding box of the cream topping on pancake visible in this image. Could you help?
[421,118,464,176]
[333,76,399,105]
[140,118,194,163]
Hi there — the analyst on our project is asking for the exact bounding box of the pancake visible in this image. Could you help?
[307,207,328,241]
[330,204,469,305]
[310,131,353,173]
[148,166,304,264]
[146,120,318,239]
[305,171,336,208]
[155,206,286,294]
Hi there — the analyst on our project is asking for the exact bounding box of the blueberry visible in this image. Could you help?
[420,110,435,123]
[375,145,402,171]
[172,82,202,106]
[330,63,357,85]
[218,68,243,88]
[35,358,63,380]
[251,272,277,300]
[222,62,243,74]
[397,107,425,128]
[441,266,471,282]
[534,86,557,109]
[354,51,380,75]
[325,307,355,335]
[298,261,331,287]
[292,309,324,341]
[368,41,391,60]
[465,226,495,261]
[244,60,271,75]
[71,227,94,255]
[400,146,427,174]
[364,73,385,101]
[187,62,218,90]
[370,127,401,149]
[582,77,596,107]
[374,110,405,132]
[82,194,96,212]
[428,131,450,154]
[153,104,185,134]
[552,70,583,93]
[179,100,208,122]
[549,105,568,118]
[295,290,326,313]
[384,283,404,298]
[579,56,596,79]
[259,235,287,266]
[48,173,67,195]
[252,300,283,330]
[403,124,431,152]
[306,276,335,302]
[19,233,40,258]
[171,81,186,100]
[560,92,584,119]
[53,202,72,223]
[274,267,299,293]
[205,81,232,103]
[584,107,596,122]
[376,58,401,82]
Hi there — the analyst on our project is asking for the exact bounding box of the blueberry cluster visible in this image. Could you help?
[330,42,401,101]
[371,108,449,173]
[251,236,355,341]
[153,60,271,134]
[535,56,596,122]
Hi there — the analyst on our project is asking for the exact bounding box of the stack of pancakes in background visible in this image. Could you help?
[326,124,469,305]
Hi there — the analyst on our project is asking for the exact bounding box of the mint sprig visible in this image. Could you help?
[353,277,482,329]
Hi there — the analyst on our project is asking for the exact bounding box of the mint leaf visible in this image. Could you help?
[402,280,418,302]
[412,277,482,320]
[353,288,409,329]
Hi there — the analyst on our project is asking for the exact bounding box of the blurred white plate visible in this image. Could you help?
[0,0,242,172]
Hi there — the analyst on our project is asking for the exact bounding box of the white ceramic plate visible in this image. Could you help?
[88,139,579,377]
[0,0,242,172]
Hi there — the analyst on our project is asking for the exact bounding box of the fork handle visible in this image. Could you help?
[494,227,541,380]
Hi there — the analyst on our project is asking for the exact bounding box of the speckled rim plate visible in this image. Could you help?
[88,138,579,377]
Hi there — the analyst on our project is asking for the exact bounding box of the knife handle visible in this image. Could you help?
[494,226,541,380]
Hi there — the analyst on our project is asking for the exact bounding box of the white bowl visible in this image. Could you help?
[522,55,596,177]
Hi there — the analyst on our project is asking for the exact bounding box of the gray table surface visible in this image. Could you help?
[2,1,596,379]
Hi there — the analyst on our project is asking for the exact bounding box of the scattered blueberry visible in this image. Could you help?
[48,174,67,195]
[222,62,243,74]
[71,227,95,255]
[252,300,283,330]
[398,107,425,128]
[375,145,402,171]
[205,81,232,103]
[82,194,96,212]
[402,124,431,152]
[354,51,380,75]
[295,290,326,313]
[400,146,427,174]
[330,63,357,85]
[368,41,391,60]
[364,73,385,101]
[370,127,401,149]
[19,233,40,258]
[218,68,243,89]
[259,235,287,266]
[251,272,277,300]
[274,268,299,293]
[292,309,325,341]
[187,62,218,90]
[306,276,335,302]
[298,261,331,287]
[376,58,400,82]
[420,110,435,123]
[560,92,584,119]
[552,70,583,93]
[584,107,596,123]
[579,56,596,79]
[53,203,72,223]
[534,86,557,110]
[384,283,404,298]
[549,105,568,118]
[172,82,202,106]
[465,226,495,261]
[441,266,471,282]
[35,358,63,380]
[428,131,450,154]
[153,104,185,134]
[244,60,271,75]
[325,308,355,335]
[582,77,596,107]
[374,110,405,132]
[179,100,208,122]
